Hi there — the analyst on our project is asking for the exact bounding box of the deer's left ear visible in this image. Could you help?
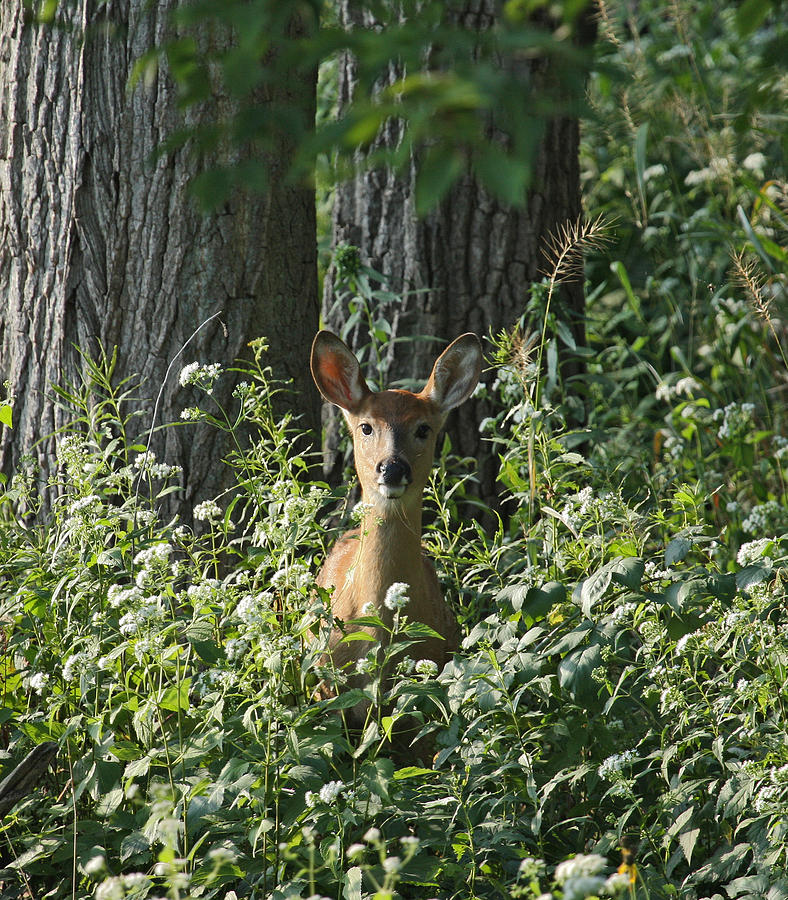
[420,334,482,414]
[311,331,371,415]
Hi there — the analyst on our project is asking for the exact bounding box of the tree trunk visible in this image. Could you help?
[323,1,589,511]
[0,1,319,518]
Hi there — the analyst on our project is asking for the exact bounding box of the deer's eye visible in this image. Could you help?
[415,423,431,440]
[360,423,373,436]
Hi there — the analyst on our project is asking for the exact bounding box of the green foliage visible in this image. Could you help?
[4,0,788,898]
[38,0,595,214]
[2,314,788,897]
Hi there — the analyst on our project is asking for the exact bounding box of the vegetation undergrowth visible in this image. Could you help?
[1,0,787,898]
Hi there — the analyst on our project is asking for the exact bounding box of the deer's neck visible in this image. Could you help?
[355,498,425,612]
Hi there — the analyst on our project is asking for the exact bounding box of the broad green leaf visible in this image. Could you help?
[609,557,645,589]
[579,567,612,618]
[735,0,771,35]
[665,536,692,566]
[120,831,149,861]
[415,149,464,216]
[343,867,363,900]
[159,680,191,712]
[557,642,602,703]
[0,404,11,428]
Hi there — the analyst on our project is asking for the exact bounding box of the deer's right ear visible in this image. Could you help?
[310,331,370,414]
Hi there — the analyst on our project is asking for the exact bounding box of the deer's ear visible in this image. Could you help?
[311,331,370,414]
[421,334,482,414]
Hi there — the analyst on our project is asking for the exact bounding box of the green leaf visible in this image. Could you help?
[473,144,530,205]
[736,564,772,590]
[609,557,645,590]
[735,0,772,36]
[518,581,565,623]
[189,639,223,666]
[123,756,151,779]
[557,642,602,703]
[159,680,191,712]
[393,766,437,779]
[120,830,149,861]
[0,404,12,428]
[343,866,363,900]
[339,631,379,643]
[611,261,643,322]
[415,149,464,216]
[579,567,612,618]
[665,536,692,566]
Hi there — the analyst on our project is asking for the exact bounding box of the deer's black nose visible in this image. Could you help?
[376,456,411,486]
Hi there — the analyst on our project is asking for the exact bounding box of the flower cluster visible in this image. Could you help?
[133,543,173,589]
[713,401,756,441]
[553,853,628,899]
[306,780,347,808]
[194,499,222,522]
[742,501,787,536]
[134,451,182,480]
[598,750,637,779]
[119,597,164,637]
[179,361,223,394]
[95,872,151,900]
[383,582,410,612]
[235,592,274,631]
[736,538,775,567]
[414,658,439,679]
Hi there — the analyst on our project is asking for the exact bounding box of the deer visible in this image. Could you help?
[310,330,482,728]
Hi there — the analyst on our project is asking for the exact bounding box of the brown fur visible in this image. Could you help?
[311,332,481,729]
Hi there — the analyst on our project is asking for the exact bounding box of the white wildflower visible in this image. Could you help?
[736,538,775,566]
[194,499,222,522]
[346,842,365,859]
[742,501,785,536]
[318,780,345,804]
[685,167,713,186]
[179,361,223,394]
[715,401,756,441]
[95,877,125,900]
[415,659,439,679]
[754,784,780,812]
[225,638,248,662]
[63,652,89,682]
[655,381,673,403]
[555,854,607,883]
[133,543,172,569]
[742,152,767,176]
[603,871,632,895]
[563,877,606,900]
[674,376,700,397]
[383,582,410,612]
[643,163,666,181]
[29,672,49,694]
[598,750,636,780]
[363,827,381,843]
[355,656,375,675]
[382,856,401,874]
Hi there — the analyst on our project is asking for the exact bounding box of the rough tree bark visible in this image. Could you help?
[0,1,319,517]
[323,1,591,510]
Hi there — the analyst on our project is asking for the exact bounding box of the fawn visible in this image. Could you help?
[310,330,482,721]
